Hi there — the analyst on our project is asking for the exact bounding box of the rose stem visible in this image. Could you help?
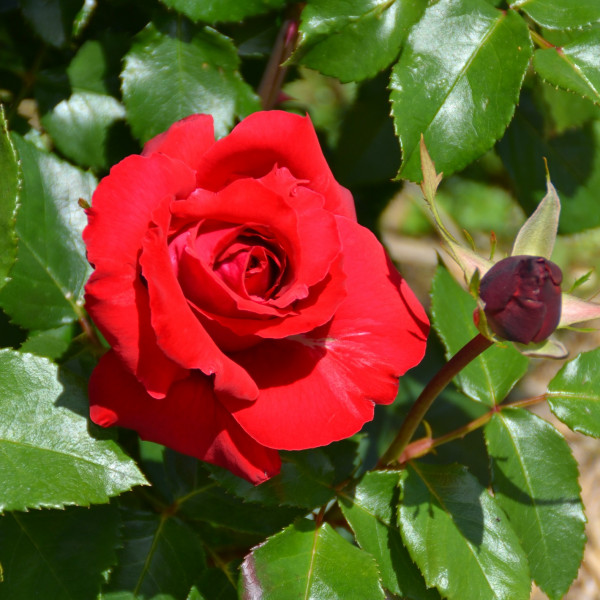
[398,393,547,463]
[379,333,493,466]
[257,3,303,110]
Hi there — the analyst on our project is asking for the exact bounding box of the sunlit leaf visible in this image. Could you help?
[294,0,427,82]
[399,462,531,600]
[391,0,531,181]
[0,135,94,330]
[547,347,600,437]
[485,408,585,599]
[240,519,385,599]
[338,471,440,599]
[122,22,259,143]
[0,350,147,512]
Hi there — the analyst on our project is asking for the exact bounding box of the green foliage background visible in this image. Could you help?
[1,0,600,598]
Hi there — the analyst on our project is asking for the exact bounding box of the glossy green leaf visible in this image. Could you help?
[294,0,427,82]
[158,0,287,23]
[121,23,260,144]
[0,350,147,512]
[0,105,19,291]
[0,504,119,600]
[338,471,440,599]
[399,462,531,600]
[42,92,126,169]
[498,92,600,234]
[19,0,82,47]
[240,519,385,599]
[431,266,529,405]
[104,509,206,599]
[534,30,600,106]
[390,0,531,182]
[547,348,600,437]
[0,135,94,330]
[485,408,585,599]
[510,0,600,29]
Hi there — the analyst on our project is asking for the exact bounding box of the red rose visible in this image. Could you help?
[84,111,429,484]
[478,255,562,344]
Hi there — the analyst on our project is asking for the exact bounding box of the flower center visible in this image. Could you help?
[214,232,287,301]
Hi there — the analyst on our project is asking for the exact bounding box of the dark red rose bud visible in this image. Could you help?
[478,255,562,344]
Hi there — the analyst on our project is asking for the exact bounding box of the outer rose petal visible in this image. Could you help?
[84,154,196,397]
[142,114,216,170]
[84,153,196,270]
[90,351,281,484]
[222,218,429,449]
[194,111,356,220]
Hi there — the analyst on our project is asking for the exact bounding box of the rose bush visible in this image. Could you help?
[84,110,429,483]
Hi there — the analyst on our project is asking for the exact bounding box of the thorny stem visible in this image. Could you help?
[379,333,493,466]
[257,3,304,110]
[398,394,547,463]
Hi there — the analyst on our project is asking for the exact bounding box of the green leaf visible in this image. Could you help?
[399,462,531,600]
[0,105,19,292]
[208,442,358,509]
[19,0,83,47]
[390,0,532,182]
[121,22,260,144]
[0,349,147,512]
[0,504,120,600]
[0,135,95,330]
[103,509,206,600]
[239,519,385,599]
[19,323,76,359]
[484,408,585,600]
[293,0,428,83]
[338,471,440,599]
[497,92,600,234]
[431,266,529,405]
[539,81,600,134]
[194,569,237,600]
[42,92,126,169]
[158,0,287,23]
[176,479,303,536]
[547,347,600,437]
[533,30,600,106]
[510,0,600,29]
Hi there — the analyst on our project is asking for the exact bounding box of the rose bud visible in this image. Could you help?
[478,255,562,344]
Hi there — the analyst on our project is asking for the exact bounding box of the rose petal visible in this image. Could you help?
[85,273,187,398]
[84,154,196,398]
[194,111,356,220]
[140,201,260,401]
[90,351,280,484]
[142,113,216,170]
[222,218,429,449]
[84,153,196,270]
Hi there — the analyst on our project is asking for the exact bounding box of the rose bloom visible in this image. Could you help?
[84,111,429,484]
